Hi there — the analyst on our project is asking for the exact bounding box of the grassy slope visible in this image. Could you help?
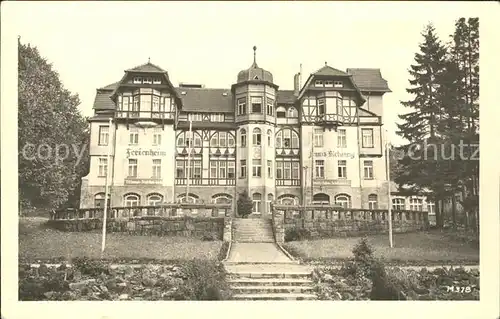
[19,217,222,262]
[284,230,479,264]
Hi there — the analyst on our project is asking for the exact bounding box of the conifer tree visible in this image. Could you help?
[448,17,480,231]
[395,24,449,227]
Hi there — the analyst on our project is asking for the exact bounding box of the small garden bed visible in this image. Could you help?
[19,258,232,301]
[311,238,479,301]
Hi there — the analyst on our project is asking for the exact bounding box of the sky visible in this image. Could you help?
[5,1,491,146]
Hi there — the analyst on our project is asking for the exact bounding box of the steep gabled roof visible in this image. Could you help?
[346,68,391,92]
[93,89,116,110]
[313,65,349,77]
[99,82,120,91]
[175,88,233,113]
[126,62,166,73]
[276,90,296,104]
[298,63,365,104]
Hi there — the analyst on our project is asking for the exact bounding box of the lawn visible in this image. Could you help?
[19,218,223,262]
[283,230,479,265]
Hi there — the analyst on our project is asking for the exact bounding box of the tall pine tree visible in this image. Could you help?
[449,17,480,231]
[396,24,449,227]
[18,40,90,213]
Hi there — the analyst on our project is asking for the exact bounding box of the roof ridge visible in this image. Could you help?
[175,87,230,91]
[126,61,166,73]
[347,68,381,70]
[313,64,348,76]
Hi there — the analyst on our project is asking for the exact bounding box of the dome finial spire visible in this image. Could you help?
[253,46,257,66]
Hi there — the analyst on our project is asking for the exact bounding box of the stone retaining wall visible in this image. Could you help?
[284,218,428,239]
[47,216,225,240]
[271,204,429,240]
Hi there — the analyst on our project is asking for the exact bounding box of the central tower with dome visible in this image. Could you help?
[231,46,278,218]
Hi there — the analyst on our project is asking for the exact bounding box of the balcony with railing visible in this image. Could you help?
[276,179,301,186]
[301,113,344,126]
[175,178,236,186]
[115,110,175,120]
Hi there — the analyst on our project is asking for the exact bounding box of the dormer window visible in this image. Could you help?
[334,81,343,88]
[143,77,152,84]
[133,77,142,84]
[315,80,324,87]
[325,80,333,87]
[153,77,161,84]
[276,106,286,118]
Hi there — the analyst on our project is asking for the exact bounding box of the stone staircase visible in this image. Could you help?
[226,264,317,300]
[232,218,275,242]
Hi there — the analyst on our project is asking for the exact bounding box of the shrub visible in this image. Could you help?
[369,260,407,300]
[72,257,110,277]
[352,237,377,278]
[172,259,232,300]
[285,228,311,242]
[201,232,219,241]
[237,191,253,218]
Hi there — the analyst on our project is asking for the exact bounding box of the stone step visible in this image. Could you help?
[231,285,314,294]
[233,220,272,224]
[234,231,272,233]
[234,232,273,237]
[231,293,317,301]
[233,226,272,230]
[233,238,275,241]
[228,278,313,286]
[232,237,275,240]
[233,241,275,243]
[228,272,311,279]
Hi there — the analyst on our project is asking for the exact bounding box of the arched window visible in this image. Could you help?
[368,194,378,209]
[240,129,247,147]
[252,128,261,146]
[287,107,298,118]
[252,193,262,213]
[147,193,163,206]
[267,129,273,146]
[210,132,235,148]
[94,193,110,208]
[177,131,202,147]
[334,194,351,208]
[267,193,274,213]
[276,129,299,149]
[124,193,140,207]
[279,195,298,205]
[211,194,233,204]
[177,193,199,204]
[276,106,286,118]
[177,193,200,214]
[313,193,330,205]
[227,133,235,147]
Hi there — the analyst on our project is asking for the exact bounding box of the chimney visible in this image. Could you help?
[294,73,300,96]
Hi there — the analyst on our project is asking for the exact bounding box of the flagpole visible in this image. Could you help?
[185,119,193,203]
[385,129,393,248]
[101,117,113,254]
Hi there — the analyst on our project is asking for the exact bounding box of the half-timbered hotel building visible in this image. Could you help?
[80,47,434,218]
